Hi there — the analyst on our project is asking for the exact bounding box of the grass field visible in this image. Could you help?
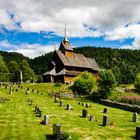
[0,83,139,140]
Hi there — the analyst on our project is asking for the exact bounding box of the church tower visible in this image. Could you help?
[59,25,73,57]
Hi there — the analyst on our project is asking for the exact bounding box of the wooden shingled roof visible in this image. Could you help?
[56,50,99,71]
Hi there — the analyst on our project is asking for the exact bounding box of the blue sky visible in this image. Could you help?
[0,0,140,58]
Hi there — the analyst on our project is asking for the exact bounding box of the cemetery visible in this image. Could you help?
[0,83,140,140]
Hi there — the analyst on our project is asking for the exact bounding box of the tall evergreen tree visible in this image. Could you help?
[20,60,35,82]
[8,61,20,82]
[0,55,9,82]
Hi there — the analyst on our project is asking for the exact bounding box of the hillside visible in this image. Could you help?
[1,47,140,84]
[0,51,28,64]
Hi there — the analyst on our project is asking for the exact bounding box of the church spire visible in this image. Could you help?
[63,24,69,44]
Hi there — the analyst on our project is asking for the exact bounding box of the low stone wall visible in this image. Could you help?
[99,99,140,114]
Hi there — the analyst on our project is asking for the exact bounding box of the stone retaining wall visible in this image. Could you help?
[99,99,140,114]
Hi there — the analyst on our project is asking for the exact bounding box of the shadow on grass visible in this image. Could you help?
[130,136,136,139]
[45,134,55,140]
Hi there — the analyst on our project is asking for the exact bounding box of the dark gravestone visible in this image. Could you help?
[82,103,84,106]
[136,126,140,140]
[5,86,8,89]
[18,84,20,88]
[66,104,70,110]
[15,89,18,92]
[89,115,94,121]
[37,90,40,94]
[44,115,49,125]
[82,109,88,118]
[39,109,42,117]
[53,124,61,140]
[32,89,34,92]
[78,102,80,105]
[103,115,108,126]
[27,88,30,91]
[103,108,108,113]
[21,86,23,89]
[35,106,37,112]
[133,112,138,122]
[36,106,39,114]
[54,95,57,103]
[10,85,12,95]
[60,101,63,107]
[86,103,89,108]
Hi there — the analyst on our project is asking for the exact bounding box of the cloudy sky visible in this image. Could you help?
[0,0,140,58]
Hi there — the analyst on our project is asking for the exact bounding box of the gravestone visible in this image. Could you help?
[9,85,12,95]
[36,106,39,114]
[60,101,63,107]
[32,89,34,92]
[86,103,89,108]
[15,89,18,92]
[35,106,37,112]
[39,109,42,117]
[103,108,108,113]
[18,84,20,88]
[37,90,40,94]
[89,115,94,121]
[133,112,138,122]
[66,104,70,110]
[82,109,88,118]
[53,124,61,140]
[103,115,108,126]
[78,102,80,105]
[29,100,32,105]
[5,86,8,89]
[82,103,84,106]
[20,71,23,83]
[27,88,30,91]
[21,86,23,89]
[136,126,140,140]
[44,115,49,125]
[54,95,57,103]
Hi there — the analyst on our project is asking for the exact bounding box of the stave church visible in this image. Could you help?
[43,30,100,84]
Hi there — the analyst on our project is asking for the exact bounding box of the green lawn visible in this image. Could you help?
[0,83,139,140]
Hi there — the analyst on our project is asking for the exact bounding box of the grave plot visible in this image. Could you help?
[0,83,140,140]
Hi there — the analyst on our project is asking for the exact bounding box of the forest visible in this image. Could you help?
[0,46,140,84]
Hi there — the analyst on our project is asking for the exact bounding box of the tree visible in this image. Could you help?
[98,69,116,99]
[8,61,20,82]
[0,55,9,82]
[134,73,140,93]
[20,60,35,82]
[71,71,96,95]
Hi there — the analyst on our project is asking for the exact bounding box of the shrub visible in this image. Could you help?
[98,69,116,99]
[134,73,140,93]
[120,96,140,105]
[71,71,96,95]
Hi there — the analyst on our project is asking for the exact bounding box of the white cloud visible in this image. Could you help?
[121,38,140,50]
[0,0,140,37]
[0,0,140,52]
[0,40,58,58]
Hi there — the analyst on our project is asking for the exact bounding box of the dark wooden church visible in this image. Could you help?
[43,34,100,84]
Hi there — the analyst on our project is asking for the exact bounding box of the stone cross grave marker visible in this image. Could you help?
[53,124,61,140]
[103,115,108,126]
[133,112,138,122]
